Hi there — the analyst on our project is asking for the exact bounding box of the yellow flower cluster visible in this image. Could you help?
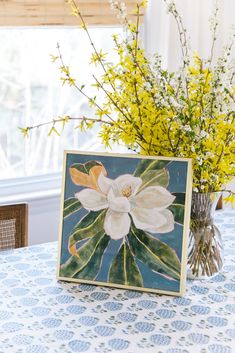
[22,0,235,197]
[93,33,235,193]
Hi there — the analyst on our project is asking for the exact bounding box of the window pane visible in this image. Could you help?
[0,27,122,180]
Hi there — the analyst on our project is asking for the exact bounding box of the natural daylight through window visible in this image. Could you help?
[0,27,123,181]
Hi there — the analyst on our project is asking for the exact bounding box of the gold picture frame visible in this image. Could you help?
[57,151,192,296]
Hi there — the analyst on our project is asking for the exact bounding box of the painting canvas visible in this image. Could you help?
[57,151,192,296]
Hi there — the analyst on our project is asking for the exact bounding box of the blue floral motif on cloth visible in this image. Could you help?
[0,208,234,352]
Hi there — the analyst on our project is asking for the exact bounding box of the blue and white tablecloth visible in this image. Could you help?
[0,209,234,353]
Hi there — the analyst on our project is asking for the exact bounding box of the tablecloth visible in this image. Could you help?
[0,209,234,353]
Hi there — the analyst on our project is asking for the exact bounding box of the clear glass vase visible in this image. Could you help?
[187,192,223,279]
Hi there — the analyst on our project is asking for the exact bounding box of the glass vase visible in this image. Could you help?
[187,192,223,279]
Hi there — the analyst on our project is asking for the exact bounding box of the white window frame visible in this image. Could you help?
[0,24,145,203]
[0,173,62,204]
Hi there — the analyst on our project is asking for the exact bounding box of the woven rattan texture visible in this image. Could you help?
[0,204,28,250]
[0,218,16,249]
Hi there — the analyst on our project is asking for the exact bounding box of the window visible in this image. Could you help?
[0,27,123,181]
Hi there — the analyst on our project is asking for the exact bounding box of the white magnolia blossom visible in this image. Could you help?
[75,173,175,240]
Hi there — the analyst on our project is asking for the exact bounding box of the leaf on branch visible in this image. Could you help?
[71,8,79,17]
[19,127,30,138]
[68,78,76,86]
[95,109,110,119]
[50,54,59,63]
[48,126,60,136]
[60,77,67,86]
[61,115,70,130]
[90,50,107,66]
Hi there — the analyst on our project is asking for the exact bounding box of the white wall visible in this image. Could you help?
[28,194,61,245]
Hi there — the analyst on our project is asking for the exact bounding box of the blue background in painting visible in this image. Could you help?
[60,153,188,293]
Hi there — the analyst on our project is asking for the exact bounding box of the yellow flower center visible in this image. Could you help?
[122,186,132,198]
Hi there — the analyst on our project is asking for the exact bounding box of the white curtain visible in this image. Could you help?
[144,0,235,70]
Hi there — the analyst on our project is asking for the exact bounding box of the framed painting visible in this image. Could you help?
[57,151,192,296]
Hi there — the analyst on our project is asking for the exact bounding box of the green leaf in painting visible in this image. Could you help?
[60,230,107,278]
[172,192,185,205]
[128,226,181,280]
[63,197,82,218]
[168,204,185,225]
[137,168,169,193]
[133,159,153,177]
[134,159,170,178]
[69,210,106,249]
[74,234,110,280]
[108,242,143,287]
[70,160,103,175]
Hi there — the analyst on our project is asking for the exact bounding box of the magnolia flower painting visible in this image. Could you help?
[76,173,175,240]
[58,152,192,295]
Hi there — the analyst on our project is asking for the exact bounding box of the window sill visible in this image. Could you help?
[0,189,61,204]
[0,173,62,204]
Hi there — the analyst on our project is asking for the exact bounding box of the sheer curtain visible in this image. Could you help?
[144,0,235,70]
